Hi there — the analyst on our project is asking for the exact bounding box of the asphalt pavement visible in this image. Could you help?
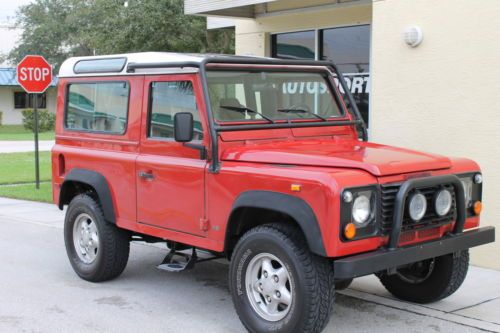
[0,197,499,333]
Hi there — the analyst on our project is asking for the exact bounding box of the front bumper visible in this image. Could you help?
[333,226,495,279]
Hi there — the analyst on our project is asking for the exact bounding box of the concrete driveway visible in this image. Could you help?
[0,140,54,153]
[0,197,499,333]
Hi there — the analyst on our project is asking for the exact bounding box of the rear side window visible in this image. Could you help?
[149,81,203,140]
[65,82,129,134]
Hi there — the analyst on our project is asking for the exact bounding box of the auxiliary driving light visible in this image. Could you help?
[409,193,427,221]
[435,189,452,217]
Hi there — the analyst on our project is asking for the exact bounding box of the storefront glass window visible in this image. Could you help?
[321,25,370,126]
[271,25,371,128]
[271,30,315,60]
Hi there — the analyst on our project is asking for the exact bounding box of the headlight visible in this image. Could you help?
[435,189,452,216]
[409,193,427,221]
[352,194,371,225]
[460,177,473,207]
[341,187,377,241]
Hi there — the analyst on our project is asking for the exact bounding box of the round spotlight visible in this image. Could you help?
[435,189,452,216]
[409,193,427,221]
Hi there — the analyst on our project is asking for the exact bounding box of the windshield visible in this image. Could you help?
[206,71,343,123]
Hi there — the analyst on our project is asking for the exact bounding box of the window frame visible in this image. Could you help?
[63,80,131,135]
[146,79,204,142]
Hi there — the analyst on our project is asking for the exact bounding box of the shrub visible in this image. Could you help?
[22,109,55,132]
[0,111,3,126]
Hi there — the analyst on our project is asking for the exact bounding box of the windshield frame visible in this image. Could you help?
[206,66,348,126]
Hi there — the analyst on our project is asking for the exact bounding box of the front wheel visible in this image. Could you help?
[378,250,469,304]
[64,194,130,282]
[229,223,335,333]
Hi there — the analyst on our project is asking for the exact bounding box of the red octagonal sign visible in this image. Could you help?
[16,55,53,94]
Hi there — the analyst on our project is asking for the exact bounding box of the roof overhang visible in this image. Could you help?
[184,0,275,18]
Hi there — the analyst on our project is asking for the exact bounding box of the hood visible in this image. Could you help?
[221,139,452,176]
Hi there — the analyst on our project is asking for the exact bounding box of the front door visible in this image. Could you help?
[136,74,208,236]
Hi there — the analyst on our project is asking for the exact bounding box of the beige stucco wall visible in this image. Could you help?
[0,87,56,125]
[370,0,500,269]
[231,0,500,269]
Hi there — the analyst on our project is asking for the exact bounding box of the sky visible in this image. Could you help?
[0,0,33,66]
[0,0,33,24]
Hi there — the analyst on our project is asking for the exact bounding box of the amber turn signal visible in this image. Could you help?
[473,201,482,215]
[344,223,357,240]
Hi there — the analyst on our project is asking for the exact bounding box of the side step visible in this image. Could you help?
[156,246,218,273]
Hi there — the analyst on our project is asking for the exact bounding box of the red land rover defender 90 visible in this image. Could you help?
[53,53,495,333]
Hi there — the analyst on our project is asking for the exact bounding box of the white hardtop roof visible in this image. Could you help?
[58,52,274,77]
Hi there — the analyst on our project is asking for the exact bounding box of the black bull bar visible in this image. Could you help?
[334,175,495,279]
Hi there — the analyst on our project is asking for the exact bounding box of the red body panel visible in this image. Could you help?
[53,70,483,258]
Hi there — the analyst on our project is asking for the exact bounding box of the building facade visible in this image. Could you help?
[0,68,57,125]
[185,0,500,269]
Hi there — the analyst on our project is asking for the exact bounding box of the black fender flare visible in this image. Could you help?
[229,190,326,256]
[59,168,116,224]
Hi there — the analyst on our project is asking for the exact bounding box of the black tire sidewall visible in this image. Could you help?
[380,251,466,303]
[229,231,310,333]
[64,195,107,280]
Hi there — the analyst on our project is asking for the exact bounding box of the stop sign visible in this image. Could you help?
[16,55,53,93]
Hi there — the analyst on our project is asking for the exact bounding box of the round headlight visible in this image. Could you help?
[409,193,427,221]
[435,189,452,216]
[352,194,371,225]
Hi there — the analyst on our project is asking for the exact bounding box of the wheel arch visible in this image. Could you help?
[59,168,116,224]
[225,190,326,257]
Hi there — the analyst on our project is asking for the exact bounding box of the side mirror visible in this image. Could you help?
[174,112,194,142]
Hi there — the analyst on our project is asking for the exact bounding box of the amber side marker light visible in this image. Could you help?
[344,223,357,240]
[473,201,483,215]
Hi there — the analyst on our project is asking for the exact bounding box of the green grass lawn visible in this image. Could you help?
[0,182,52,203]
[0,125,54,141]
[0,151,51,184]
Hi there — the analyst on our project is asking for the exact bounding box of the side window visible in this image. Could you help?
[65,82,129,134]
[149,81,203,140]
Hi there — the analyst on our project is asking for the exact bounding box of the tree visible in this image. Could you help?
[9,0,234,70]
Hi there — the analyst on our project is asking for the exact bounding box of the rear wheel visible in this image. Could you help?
[64,194,130,282]
[378,250,469,303]
[229,223,335,333]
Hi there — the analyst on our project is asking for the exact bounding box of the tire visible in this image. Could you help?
[64,194,130,282]
[229,223,335,333]
[334,278,353,291]
[378,250,469,304]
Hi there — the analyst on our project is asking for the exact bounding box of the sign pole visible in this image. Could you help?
[16,55,53,191]
[33,93,40,189]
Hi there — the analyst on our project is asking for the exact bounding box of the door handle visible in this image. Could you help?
[138,171,155,180]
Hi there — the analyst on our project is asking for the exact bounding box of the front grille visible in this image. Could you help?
[380,183,456,233]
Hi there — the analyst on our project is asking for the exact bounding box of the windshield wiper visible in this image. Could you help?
[220,105,275,123]
[277,108,327,121]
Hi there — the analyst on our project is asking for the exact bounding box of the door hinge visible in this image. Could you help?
[199,218,209,232]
